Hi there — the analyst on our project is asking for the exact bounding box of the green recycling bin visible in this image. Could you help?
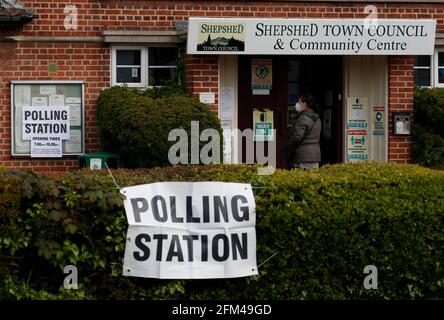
[79,152,120,170]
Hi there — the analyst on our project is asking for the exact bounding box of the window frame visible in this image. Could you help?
[111,45,178,88]
[147,47,178,87]
[111,46,147,88]
[434,49,444,88]
[413,55,432,88]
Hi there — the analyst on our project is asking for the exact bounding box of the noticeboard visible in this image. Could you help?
[10,81,85,157]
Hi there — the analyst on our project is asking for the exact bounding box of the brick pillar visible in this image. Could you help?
[388,56,414,163]
[185,55,219,112]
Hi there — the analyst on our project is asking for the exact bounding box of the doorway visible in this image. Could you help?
[237,55,343,168]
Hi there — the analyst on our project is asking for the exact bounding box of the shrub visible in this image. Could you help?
[413,87,444,167]
[1,163,444,300]
[96,86,222,168]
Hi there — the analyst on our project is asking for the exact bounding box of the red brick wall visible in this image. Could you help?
[1,0,443,171]
[388,56,414,163]
[185,55,219,111]
[0,41,109,171]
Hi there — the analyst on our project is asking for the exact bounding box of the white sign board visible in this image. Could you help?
[220,87,234,119]
[346,97,369,161]
[22,106,70,157]
[220,120,232,164]
[121,182,258,279]
[11,82,85,156]
[187,18,436,55]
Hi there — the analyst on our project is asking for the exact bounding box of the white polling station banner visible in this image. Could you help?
[121,182,258,279]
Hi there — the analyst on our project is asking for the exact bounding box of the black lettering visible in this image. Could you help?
[170,196,183,223]
[133,233,150,261]
[201,235,208,262]
[255,23,263,36]
[24,110,31,121]
[166,235,184,262]
[182,235,198,261]
[202,196,210,223]
[53,111,60,121]
[231,195,249,222]
[186,196,200,223]
[214,196,228,223]
[130,198,148,223]
[152,195,168,222]
[231,233,248,260]
[153,234,168,261]
[212,234,229,262]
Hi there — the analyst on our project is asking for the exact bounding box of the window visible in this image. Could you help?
[112,46,147,87]
[414,50,444,88]
[413,55,431,87]
[111,46,178,88]
[437,51,444,86]
[148,47,177,86]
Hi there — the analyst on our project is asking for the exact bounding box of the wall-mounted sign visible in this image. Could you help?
[251,59,272,90]
[220,86,234,119]
[195,22,246,52]
[199,92,215,104]
[347,97,369,162]
[121,182,257,279]
[11,81,85,157]
[253,109,274,141]
[347,129,369,160]
[347,97,369,129]
[188,18,436,55]
[372,106,385,136]
[22,106,70,158]
[220,120,232,164]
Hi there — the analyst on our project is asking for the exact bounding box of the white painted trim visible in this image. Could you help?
[342,56,348,163]
[434,49,444,88]
[111,45,147,88]
[218,55,239,164]
[384,56,389,163]
[10,80,84,84]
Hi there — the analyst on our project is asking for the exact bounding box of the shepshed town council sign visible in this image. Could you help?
[187,18,436,55]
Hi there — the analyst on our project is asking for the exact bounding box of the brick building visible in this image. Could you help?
[0,0,443,171]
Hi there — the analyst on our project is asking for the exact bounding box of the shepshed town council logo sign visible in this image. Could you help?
[197,23,246,52]
[188,18,436,55]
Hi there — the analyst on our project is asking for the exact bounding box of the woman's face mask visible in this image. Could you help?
[295,102,302,112]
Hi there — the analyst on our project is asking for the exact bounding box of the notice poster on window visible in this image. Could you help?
[251,59,272,90]
[346,97,369,162]
[347,97,369,129]
[253,109,274,141]
[22,106,70,157]
[220,87,234,119]
[220,120,232,164]
[372,106,385,136]
[347,129,368,161]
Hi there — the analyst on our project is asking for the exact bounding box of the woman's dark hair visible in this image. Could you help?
[298,93,315,108]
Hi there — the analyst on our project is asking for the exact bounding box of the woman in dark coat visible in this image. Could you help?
[283,94,321,169]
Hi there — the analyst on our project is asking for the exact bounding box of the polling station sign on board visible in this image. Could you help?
[22,106,70,157]
[121,182,258,279]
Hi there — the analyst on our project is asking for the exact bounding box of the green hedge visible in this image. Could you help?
[413,87,444,167]
[96,86,223,168]
[1,163,444,299]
